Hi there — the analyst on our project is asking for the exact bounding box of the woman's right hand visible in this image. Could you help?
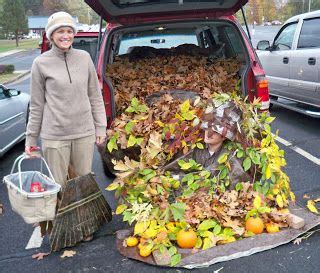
[25,146,32,156]
[25,146,41,157]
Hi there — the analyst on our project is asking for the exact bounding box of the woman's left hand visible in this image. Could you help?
[96,136,106,146]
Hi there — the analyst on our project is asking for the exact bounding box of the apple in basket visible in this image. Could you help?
[30,181,46,192]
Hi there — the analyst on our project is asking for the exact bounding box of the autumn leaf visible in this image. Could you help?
[243,157,252,171]
[60,250,76,258]
[116,204,128,215]
[265,164,272,179]
[197,219,217,231]
[276,195,284,208]
[170,202,186,221]
[107,132,119,153]
[170,253,181,266]
[134,221,150,235]
[307,200,319,214]
[106,182,120,191]
[125,121,135,134]
[253,195,261,209]
[32,252,50,260]
[218,153,228,164]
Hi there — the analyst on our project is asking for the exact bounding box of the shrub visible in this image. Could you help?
[0,64,15,74]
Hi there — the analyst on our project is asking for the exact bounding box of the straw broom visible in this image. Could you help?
[49,171,112,251]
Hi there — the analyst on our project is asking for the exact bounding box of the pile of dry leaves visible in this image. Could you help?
[106,46,241,113]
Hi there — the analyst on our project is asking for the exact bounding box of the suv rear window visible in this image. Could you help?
[117,29,198,55]
[114,23,245,60]
[112,0,229,7]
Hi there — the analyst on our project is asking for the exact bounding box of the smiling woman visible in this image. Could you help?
[25,11,107,193]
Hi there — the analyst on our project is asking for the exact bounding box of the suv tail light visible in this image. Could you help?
[255,76,270,110]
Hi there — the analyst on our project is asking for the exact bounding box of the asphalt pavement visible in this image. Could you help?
[1,35,320,273]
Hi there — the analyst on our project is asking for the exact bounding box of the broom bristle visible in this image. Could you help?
[50,173,112,252]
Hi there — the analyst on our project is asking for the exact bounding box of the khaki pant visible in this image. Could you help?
[42,135,96,187]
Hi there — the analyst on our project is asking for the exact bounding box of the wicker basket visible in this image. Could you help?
[3,154,61,224]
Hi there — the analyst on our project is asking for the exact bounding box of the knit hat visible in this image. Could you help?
[201,100,242,141]
[45,11,77,41]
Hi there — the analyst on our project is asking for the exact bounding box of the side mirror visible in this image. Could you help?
[257,40,270,50]
[4,88,21,97]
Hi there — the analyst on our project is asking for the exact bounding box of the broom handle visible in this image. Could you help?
[11,153,56,191]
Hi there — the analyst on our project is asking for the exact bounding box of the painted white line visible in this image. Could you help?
[275,135,320,166]
[25,226,43,249]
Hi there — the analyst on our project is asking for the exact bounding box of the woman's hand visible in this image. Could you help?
[25,146,33,156]
[25,146,41,158]
[96,136,106,146]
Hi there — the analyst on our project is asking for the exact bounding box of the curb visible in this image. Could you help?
[3,70,31,85]
[0,49,26,59]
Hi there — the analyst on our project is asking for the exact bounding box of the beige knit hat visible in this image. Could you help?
[45,11,77,41]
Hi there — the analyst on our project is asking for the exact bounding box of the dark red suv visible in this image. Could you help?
[85,0,270,126]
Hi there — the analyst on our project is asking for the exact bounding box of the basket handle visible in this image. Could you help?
[11,153,56,191]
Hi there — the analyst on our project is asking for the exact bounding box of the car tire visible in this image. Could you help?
[102,159,116,178]
[97,142,116,178]
[269,95,278,109]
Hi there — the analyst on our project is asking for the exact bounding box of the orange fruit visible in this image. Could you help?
[266,223,280,233]
[245,217,264,234]
[126,236,139,247]
[176,229,197,249]
[139,246,152,257]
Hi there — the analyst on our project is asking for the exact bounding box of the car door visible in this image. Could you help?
[258,22,298,99]
[290,17,320,107]
[0,86,26,154]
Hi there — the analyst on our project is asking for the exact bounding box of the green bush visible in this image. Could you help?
[0,64,15,74]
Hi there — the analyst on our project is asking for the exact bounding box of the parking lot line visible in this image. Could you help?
[25,226,43,249]
[275,135,320,166]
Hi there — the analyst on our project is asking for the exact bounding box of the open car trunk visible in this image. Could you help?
[104,19,251,115]
[99,19,252,174]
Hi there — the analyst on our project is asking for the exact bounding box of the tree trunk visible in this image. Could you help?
[15,30,19,47]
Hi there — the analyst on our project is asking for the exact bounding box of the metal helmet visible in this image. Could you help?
[201,100,242,141]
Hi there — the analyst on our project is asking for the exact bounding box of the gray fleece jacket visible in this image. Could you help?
[26,44,107,146]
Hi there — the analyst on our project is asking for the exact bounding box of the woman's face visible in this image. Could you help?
[204,128,225,145]
[51,26,74,51]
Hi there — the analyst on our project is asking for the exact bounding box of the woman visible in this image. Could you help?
[25,11,107,186]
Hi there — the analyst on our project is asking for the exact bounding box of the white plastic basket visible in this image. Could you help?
[3,154,61,224]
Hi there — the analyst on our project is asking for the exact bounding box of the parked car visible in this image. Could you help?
[271,20,282,26]
[81,0,270,176]
[0,84,29,157]
[41,32,99,62]
[85,0,269,116]
[256,10,320,117]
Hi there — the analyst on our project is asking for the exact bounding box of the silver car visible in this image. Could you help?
[256,10,320,117]
[0,84,29,156]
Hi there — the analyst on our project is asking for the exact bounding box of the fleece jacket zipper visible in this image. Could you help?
[64,52,72,83]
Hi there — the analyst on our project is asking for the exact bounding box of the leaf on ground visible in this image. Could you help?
[293,237,302,245]
[307,200,319,214]
[60,250,76,258]
[32,252,50,260]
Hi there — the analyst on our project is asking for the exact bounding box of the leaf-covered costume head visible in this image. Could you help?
[201,100,242,141]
